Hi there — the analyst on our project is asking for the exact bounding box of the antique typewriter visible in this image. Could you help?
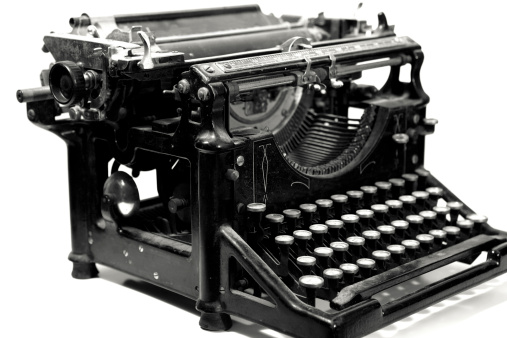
[16,4,507,337]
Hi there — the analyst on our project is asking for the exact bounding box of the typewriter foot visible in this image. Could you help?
[71,262,99,279]
[199,312,232,331]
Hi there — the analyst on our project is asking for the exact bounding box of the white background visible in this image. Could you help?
[2,1,507,337]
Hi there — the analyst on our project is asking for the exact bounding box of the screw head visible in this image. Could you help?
[27,109,36,121]
[177,79,191,94]
[236,155,245,166]
[197,87,210,101]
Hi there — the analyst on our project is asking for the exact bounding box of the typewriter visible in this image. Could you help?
[16,4,507,337]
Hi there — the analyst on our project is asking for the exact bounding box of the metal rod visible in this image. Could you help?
[16,86,52,103]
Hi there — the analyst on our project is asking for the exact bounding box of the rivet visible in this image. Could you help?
[123,250,128,257]
[153,272,159,279]
[236,155,245,167]
[139,245,144,252]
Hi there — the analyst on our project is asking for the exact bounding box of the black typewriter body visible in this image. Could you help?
[16,4,507,338]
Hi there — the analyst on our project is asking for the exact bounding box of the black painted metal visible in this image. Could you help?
[18,5,507,338]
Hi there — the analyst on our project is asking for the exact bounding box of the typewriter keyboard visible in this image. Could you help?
[241,170,488,308]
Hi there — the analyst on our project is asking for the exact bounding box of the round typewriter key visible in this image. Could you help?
[357,258,375,279]
[297,256,316,276]
[447,201,464,225]
[391,220,409,240]
[324,268,343,280]
[412,191,429,212]
[402,173,419,194]
[377,225,395,246]
[331,194,348,217]
[442,226,460,244]
[300,203,317,230]
[283,209,301,233]
[399,195,416,216]
[433,206,450,227]
[416,234,434,254]
[299,275,324,306]
[309,224,328,247]
[456,219,474,241]
[341,214,360,237]
[371,204,389,227]
[429,229,447,251]
[415,168,430,189]
[323,268,343,299]
[467,214,488,236]
[426,187,443,208]
[340,263,359,284]
[372,250,391,271]
[386,200,403,220]
[346,236,365,259]
[374,181,392,203]
[387,244,406,265]
[293,230,312,256]
[362,230,381,253]
[419,210,437,232]
[360,186,377,207]
[275,235,294,246]
[401,239,420,259]
[325,219,344,241]
[389,178,405,199]
[266,213,284,241]
[247,203,266,213]
[314,247,334,271]
[315,198,333,222]
[406,214,424,238]
[346,190,363,213]
[356,209,374,231]
[331,241,349,264]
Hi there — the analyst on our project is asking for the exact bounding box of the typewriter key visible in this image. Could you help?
[377,225,395,246]
[406,214,424,238]
[346,190,364,213]
[356,258,376,279]
[339,263,359,284]
[419,210,437,232]
[266,213,284,242]
[283,209,301,233]
[402,173,419,194]
[356,209,374,232]
[331,194,348,217]
[385,200,403,222]
[300,203,318,230]
[401,239,420,259]
[330,241,349,264]
[374,181,392,203]
[456,219,474,241]
[433,206,450,228]
[371,204,389,227]
[360,186,377,208]
[309,224,328,247]
[325,219,344,241]
[293,230,312,256]
[346,236,365,259]
[247,203,266,240]
[415,168,430,189]
[314,247,334,271]
[372,250,391,272]
[429,229,447,251]
[446,201,464,225]
[323,268,343,299]
[412,191,430,212]
[387,244,406,265]
[297,256,317,276]
[341,214,360,237]
[416,234,434,255]
[442,226,460,245]
[391,220,409,241]
[315,199,333,222]
[275,235,294,271]
[299,275,324,306]
[362,230,381,253]
[388,178,405,199]
[399,195,416,217]
[467,214,488,236]
[426,187,443,208]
